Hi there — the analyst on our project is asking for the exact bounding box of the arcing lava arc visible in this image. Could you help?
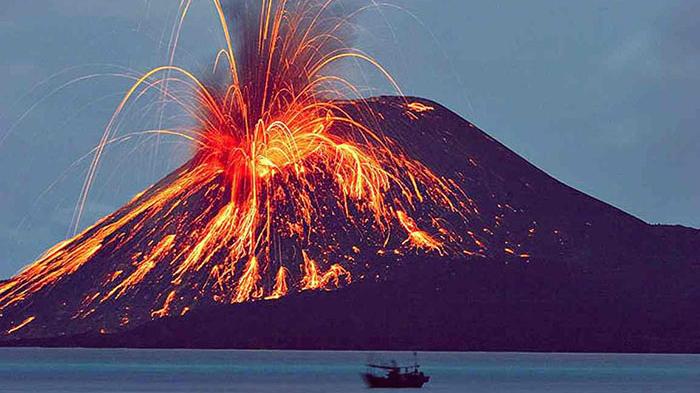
[0,0,485,338]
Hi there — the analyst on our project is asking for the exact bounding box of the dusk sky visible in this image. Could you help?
[1,0,698,277]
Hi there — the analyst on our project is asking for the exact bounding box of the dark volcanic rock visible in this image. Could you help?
[8,256,700,352]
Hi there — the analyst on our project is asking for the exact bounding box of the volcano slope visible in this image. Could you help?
[2,96,699,351]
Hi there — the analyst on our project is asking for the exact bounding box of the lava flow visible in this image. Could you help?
[0,0,477,336]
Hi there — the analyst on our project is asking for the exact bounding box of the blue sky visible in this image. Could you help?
[1,0,698,277]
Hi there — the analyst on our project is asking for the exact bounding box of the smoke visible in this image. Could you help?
[220,0,360,56]
[205,0,362,102]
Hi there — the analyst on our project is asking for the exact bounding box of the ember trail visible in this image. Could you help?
[0,0,473,334]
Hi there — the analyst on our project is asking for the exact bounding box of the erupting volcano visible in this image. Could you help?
[2,0,699,351]
[0,0,476,338]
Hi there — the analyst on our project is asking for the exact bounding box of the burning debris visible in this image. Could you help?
[1,1,503,338]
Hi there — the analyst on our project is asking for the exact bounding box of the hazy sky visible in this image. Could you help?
[1,1,698,277]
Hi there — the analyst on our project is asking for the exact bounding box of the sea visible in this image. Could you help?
[0,348,699,392]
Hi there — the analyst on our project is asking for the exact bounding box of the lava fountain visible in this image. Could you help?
[0,0,473,336]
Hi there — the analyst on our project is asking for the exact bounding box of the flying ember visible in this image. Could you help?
[0,0,472,334]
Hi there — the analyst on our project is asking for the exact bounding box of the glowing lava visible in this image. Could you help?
[0,0,475,334]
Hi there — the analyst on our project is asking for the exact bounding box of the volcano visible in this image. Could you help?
[1,96,699,352]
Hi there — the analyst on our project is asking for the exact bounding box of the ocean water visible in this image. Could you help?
[0,349,699,392]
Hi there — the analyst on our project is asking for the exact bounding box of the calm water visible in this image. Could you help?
[0,348,699,392]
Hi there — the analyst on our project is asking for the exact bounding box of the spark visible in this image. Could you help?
[6,316,35,335]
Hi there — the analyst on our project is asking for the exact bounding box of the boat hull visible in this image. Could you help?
[362,373,429,388]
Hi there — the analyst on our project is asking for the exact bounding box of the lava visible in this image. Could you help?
[396,210,444,254]
[0,0,474,334]
[6,316,35,335]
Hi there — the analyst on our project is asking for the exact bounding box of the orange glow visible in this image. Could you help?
[301,251,350,290]
[103,235,175,302]
[301,251,322,290]
[406,102,434,113]
[103,270,123,285]
[6,316,35,335]
[396,210,444,254]
[266,266,289,300]
[319,264,352,288]
[151,290,177,318]
[234,257,262,303]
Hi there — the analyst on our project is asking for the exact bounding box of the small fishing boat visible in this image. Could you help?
[362,354,430,388]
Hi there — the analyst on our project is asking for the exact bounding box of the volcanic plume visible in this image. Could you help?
[0,0,479,338]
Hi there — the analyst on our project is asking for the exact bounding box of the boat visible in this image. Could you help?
[361,354,430,388]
